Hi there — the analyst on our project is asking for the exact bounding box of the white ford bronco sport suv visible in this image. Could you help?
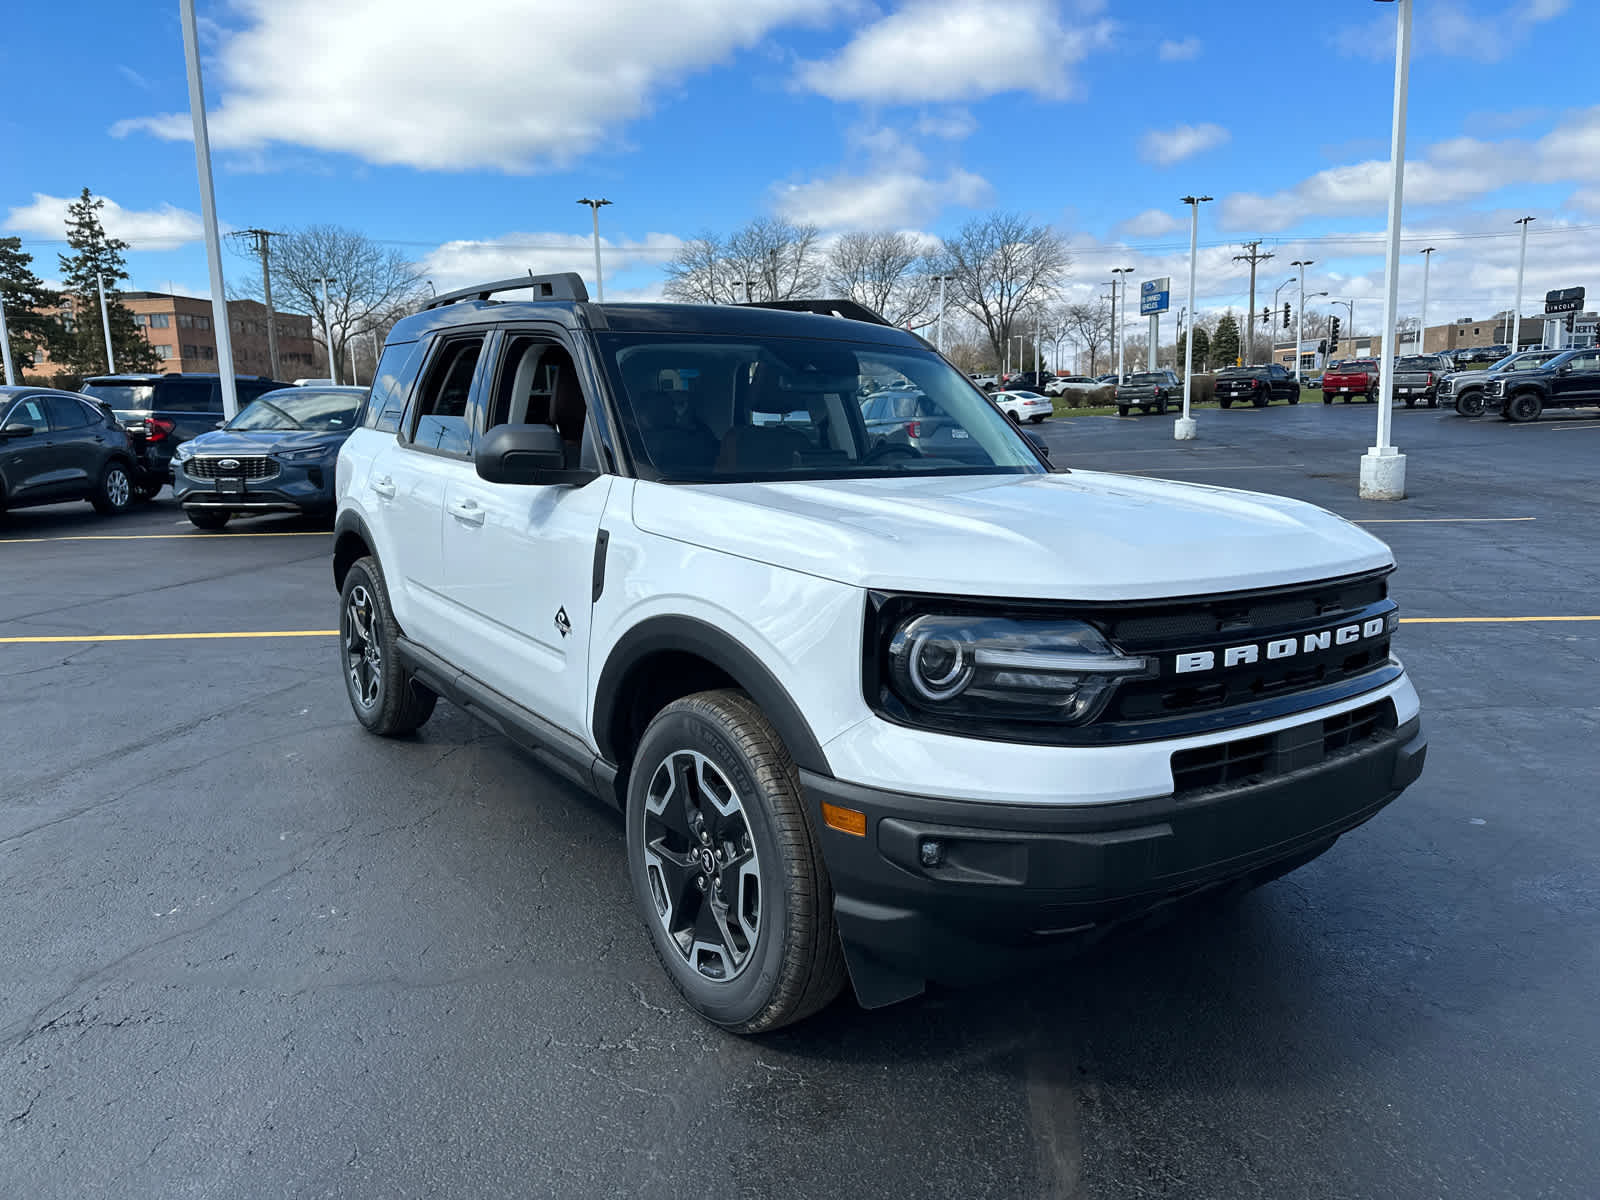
[333,274,1426,1033]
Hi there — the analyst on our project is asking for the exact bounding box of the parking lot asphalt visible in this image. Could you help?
[3,401,1597,1199]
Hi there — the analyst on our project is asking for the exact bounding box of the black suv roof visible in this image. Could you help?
[83,372,280,382]
[387,272,929,352]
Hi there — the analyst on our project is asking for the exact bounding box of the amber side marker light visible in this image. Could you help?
[822,803,867,837]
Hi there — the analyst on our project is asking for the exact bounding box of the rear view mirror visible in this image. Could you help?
[1,422,35,439]
[475,423,597,486]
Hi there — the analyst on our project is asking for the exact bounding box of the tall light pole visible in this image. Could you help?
[934,274,955,353]
[1291,260,1314,378]
[1360,0,1413,502]
[1176,196,1212,440]
[1113,267,1134,384]
[95,273,117,375]
[1273,274,1298,363]
[577,198,612,301]
[0,292,15,384]
[1417,247,1436,352]
[1511,217,1534,353]
[314,276,337,384]
[179,0,239,419]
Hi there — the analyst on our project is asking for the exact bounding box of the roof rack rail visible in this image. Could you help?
[423,272,590,310]
[740,299,893,327]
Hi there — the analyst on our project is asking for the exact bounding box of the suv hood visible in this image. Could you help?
[632,472,1391,600]
[185,428,349,456]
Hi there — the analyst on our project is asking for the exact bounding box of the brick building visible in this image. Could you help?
[28,292,326,381]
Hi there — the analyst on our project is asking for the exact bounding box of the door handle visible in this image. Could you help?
[447,498,485,526]
[371,474,396,499]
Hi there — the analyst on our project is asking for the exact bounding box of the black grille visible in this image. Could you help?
[186,455,279,481]
[1171,699,1395,795]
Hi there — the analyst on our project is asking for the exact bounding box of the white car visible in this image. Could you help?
[991,389,1053,424]
[332,274,1426,1034]
[1044,375,1101,397]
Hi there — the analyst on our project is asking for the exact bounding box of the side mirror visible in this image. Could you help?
[1,422,35,439]
[475,423,597,486]
[214,421,226,429]
[1026,431,1051,460]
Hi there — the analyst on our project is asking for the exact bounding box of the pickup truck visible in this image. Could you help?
[1484,347,1600,422]
[1115,370,1181,416]
[1438,350,1563,416]
[1321,359,1379,403]
[1215,364,1300,408]
[1393,356,1450,407]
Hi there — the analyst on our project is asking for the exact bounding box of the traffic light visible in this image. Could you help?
[1262,306,1272,327]
[1329,316,1341,352]
[1283,302,1291,330]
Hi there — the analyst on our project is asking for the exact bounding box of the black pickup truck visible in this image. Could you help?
[1114,370,1180,416]
[1484,347,1600,422]
[1215,364,1301,408]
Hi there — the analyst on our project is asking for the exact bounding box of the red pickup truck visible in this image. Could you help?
[1321,359,1380,403]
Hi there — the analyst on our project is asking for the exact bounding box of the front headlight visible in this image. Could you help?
[278,444,335,463]
[174,442,195,462]
[885,614,1149,725]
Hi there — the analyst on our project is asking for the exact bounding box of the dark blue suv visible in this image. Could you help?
[172,385,368,529]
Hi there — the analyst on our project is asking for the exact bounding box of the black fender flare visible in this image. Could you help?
[332,508,378,591]
[592,615,832,777]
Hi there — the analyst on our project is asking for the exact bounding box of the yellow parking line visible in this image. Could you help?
[1401,616,1600,624]
[0,531,329,545]
[0,631,338,644]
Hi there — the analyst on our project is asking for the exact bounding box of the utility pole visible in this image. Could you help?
[1291,261,1314,379]
[1233,240,1274,364]
[1418,247,1436,352]
[1512,217,1534,354]
[313,276,338,384]
[235,229,283,379]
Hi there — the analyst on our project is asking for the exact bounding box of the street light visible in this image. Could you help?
[313,276,338,384]
[1176,195,1212,440]
[1291,260,1315,379]
[1112,266,1134,384]
[1360,0,1413,501]
[1418,247,1436,351]
[577,198,612,302]
[1511,217,1534,354]
[932,274,956,353]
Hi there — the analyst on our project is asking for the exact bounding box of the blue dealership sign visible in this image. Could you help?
[1140,277,1171,315]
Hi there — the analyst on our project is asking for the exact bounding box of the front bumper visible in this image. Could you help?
[805,711,1425,1005]
[173,458,336,514]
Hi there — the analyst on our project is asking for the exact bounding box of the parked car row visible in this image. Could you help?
[0,373,370,528]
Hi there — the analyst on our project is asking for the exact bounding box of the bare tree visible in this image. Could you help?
[823,231,936,327]
[930,212,1070,364]
[1062,298,1113,376]
[233,225,424,381]
[725,218,822,301]
[662,233,731,303]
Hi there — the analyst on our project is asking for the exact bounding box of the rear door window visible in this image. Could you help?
[45,395,91,429]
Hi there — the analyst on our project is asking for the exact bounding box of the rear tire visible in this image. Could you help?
[1219,398,1232,410]
[186,509,231,531]
[1117,405,1129,418]
[626,690,846,1033]
[1322,394,1333,405]
[1404,397,1416,408]
[1028,414,1045,424]
[339,556,438,736]
[90,461,135,515]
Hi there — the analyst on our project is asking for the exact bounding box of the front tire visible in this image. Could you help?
[1288,390,1300,405]
[626,690,846,1033]
[339,556,438,736]
[1456,391,1485,417]
[1506,391,1543,423]
[90,462,134,515]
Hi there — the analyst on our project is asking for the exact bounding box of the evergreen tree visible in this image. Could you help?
[0,237,62,378]
[54,188,160,376]
[1211,312,1240,368]
[1190,326,1211,372]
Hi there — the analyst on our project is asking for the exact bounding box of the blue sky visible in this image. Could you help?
[4,0,1596,330]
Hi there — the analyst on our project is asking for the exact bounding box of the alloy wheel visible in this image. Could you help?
[640,750,762,983]
[106,468,130,508]
[344,584,382,709]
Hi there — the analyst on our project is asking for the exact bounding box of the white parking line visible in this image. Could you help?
[1353,517,1536,524]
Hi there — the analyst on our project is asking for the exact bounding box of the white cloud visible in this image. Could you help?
[1158,37,1201,61]
[1119,209,1183,238]
[795,0,1113,104]
[1139,122,1229,167]
[1220,106,1600,231]
[773,168,993,231]
[416,231,686,296]
[913,108,978,140]
[1334,0,1569,64]
[112,0,846,172]
[4,193,207,251]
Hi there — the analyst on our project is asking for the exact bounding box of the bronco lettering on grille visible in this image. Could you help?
[1174,616,1388,674]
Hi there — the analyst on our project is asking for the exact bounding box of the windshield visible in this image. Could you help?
[597,333,1044,483]
[81,383,156,411]
[225,388,361,431]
